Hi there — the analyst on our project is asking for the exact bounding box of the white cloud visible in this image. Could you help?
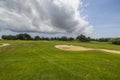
[0,0,93,35]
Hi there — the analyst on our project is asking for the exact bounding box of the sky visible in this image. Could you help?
[84,0,120,38]
[0,0,120,38]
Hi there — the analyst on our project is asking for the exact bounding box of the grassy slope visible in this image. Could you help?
[0,40,120,80]
[75,41,120,50]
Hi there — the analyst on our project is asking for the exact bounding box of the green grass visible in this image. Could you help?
[0,40,120,80]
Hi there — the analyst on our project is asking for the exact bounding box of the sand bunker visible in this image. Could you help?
[0,43,10,47]
[55,45,120,54]
[99,49,120,54]
[55,45,94,51]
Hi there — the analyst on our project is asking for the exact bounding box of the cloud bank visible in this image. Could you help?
[0,0,92,34]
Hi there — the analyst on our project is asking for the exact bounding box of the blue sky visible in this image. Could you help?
[84,0,120,38]
[0,0,120,38]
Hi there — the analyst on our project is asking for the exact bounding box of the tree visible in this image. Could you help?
[111,38,120,45]
[34,36,40,40]
[60,36,68,41]
[68,37,74,41]
[2,35,8,40]
[76,35,91,42]
[45,37,50,40]
[97,38,111,42]
[1,35,17,40]
[16,33,32,40]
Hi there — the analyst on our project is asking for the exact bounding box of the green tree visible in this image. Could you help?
[1,35,17,40]
[2,35,8,40]
[97,38,111,42]
[111,38,120,45]
[68,37,74,41]
[34,36,40,40]
[60,36,68,41]
[76,35,91,42]
[16,33,32,40]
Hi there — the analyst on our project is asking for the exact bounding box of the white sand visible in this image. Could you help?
[55,45,120,54]
[0,43,10,47]
[55,45,94,51]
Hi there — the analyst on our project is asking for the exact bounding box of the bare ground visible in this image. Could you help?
[55,45,120,54]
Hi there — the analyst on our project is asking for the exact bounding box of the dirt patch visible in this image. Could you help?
[55,45,120,54]
[0,43,10,47]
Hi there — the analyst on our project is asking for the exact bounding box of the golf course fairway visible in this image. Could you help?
[0,40,120,80]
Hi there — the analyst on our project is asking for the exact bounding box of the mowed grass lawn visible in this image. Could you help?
[0,40,120,80]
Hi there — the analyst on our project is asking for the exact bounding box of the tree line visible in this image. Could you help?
[1,33,120,45]
[1,33,90,41]
[1,33,75,41]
